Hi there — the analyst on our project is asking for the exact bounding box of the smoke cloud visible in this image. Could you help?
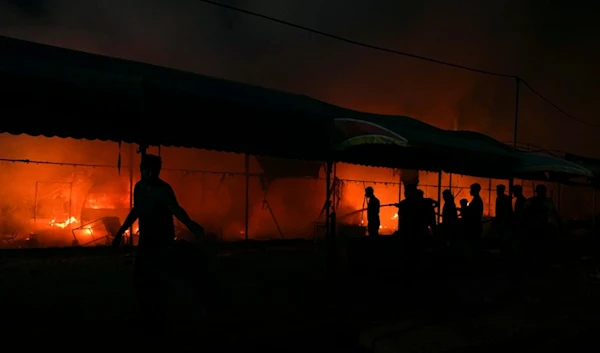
[1,0,599,155]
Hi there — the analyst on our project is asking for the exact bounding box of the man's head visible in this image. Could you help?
[416,189,425,199]
[535,184,547,198]
[459,198,468,207]
[442,189,453,201]
[365,186,374,198]
[470,183,481,196]
[404,184,417,199]
[140,154,162,180]
[496,184,506,196]
[512,185,523,197]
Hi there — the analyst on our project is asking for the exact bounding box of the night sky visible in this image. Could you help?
[1,0,599,156]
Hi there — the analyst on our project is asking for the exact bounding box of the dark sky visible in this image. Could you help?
[1,0,599,156]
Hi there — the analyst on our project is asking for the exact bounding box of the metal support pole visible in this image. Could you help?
[509,77,521,199]
[325,161,332,239]
[593,189,597,228]
[34,181,38,223]
[138,144,148,157]
[397,171,402,231]
[325,160,333,266]
[129,144,135,246]
[68,183,72,222]
[437,171,442,224]
[331,162,337,238]
[488,178,492,217]
[557,183,562,215]
[244,154,250,241]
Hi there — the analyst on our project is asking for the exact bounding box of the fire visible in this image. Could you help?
[49,216,78,228]
[124,227,140,236]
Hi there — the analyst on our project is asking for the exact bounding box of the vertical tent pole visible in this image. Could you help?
[509,77,521,199]
[325,160,333,267]
[244,154,250,241]
[593,189,597,228]
[397,171,402,231]
[488,178,492,216]
[437,171,442,224]
[557,183,562,215]
[34,181,39,223]
[331,162,337,239]
[129,144,135,246]
[332,162,337,212]
[68,183,73,225]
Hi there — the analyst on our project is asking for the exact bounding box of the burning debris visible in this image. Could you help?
[49,216,78,228]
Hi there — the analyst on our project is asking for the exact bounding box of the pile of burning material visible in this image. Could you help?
[71,216,129,246]
[49,216,78,229]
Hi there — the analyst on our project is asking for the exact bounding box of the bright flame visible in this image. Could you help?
[49,216,78,228]
[124,227,140,236]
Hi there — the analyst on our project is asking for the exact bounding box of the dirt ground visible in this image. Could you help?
[1,240,600,352]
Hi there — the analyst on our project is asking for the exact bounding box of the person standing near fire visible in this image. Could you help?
[365,186,380,237]
[112,154,206,337]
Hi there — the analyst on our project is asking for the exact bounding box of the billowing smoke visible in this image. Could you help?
[2,0,598,155]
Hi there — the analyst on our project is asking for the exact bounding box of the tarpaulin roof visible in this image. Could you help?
[0,35,332,161]
[519,153,593,176]
[328,110,517,176]
[0,35,517,176]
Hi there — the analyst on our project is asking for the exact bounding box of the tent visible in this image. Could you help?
[0,35,518,177]
[328,109,517,177]
[516,152,594,181]
[0,35,332,162]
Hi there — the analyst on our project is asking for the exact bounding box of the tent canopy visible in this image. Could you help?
[0,35,332,161]
[0,35,517,177]
[516,152,594,181]
[329,111,516,177]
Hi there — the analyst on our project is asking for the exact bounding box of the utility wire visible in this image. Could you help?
[198,0,598,128]
[519,79,600,127]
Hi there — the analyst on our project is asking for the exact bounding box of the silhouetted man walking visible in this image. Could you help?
[112,154,205,336]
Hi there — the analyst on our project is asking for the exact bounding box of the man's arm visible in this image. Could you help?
[114,209,139,240]
[163,185,204,238]
[113,185,140,246]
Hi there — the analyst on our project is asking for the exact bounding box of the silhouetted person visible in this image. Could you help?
[396,185,427,276]
[525,184,561,234]
[464,183,484,242]
[441,189,458,247]
[495,185,512,225]
[512,185,527,227]
[112,154,205,336]
[494,185,512,250]
[519,184,561,300]
[396,185,418,237]
[417,189,438,234]
[458,198,469,218]
[524,184,562,255]
[365,186,380,237]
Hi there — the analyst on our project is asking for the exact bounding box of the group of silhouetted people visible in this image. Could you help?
[363,182,562,272]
